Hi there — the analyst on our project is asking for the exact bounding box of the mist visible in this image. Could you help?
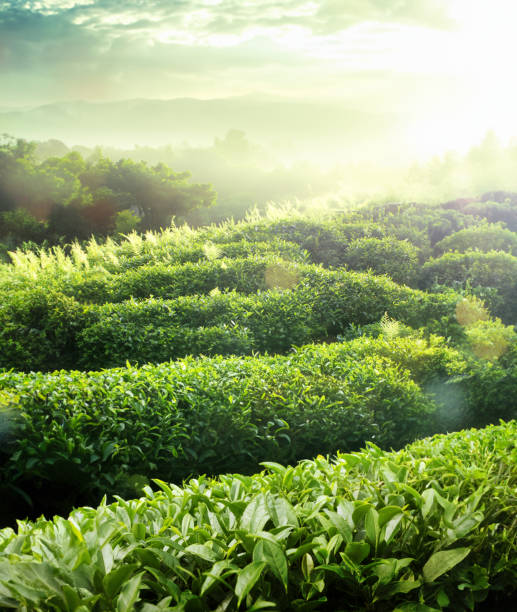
[2,0,517,223]
[26,128,517,227]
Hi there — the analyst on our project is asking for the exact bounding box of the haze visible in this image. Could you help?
[1,0,517,199]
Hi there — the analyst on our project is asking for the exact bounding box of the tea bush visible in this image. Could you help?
[341,237,420,285]
[60,256,307,304]
[0,237,306,292]
[0,421,514,610]
[434,223,517,256]
[0,338,445,520]
[0,267,459,371]
[420,250,517,323]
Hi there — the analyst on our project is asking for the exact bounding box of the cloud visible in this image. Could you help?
[0,0,458,106]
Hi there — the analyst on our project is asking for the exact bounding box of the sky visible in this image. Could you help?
[1,0,517,155]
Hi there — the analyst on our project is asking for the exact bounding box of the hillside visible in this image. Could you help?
[0,199,516,610]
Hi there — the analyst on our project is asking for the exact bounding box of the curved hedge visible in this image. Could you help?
[434,223,517,256]
[0,238,306,293]
[0,337,451,522]
[341,237,420,285]
[57,256,307,304]
[0,267,459,371]
[204,218,387,268]
[0,421,515,611]
[420,250,517,323]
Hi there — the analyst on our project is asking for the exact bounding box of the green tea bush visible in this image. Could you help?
[0,288,85,371]
[350,202,477,249]
[462,200,517,231]
[420,250,517,323]
[453,342,517,427]
[0,238,306,293]
[206,218,387,267]
[0,421,514,610]
[0,266,459,371]
[75,289,316,369]
[300,269,458,338]
[59,257,306,304]
[434,223,517,256]
[342,237,420,285]
[74,272,459,370]
[0,339,440,520]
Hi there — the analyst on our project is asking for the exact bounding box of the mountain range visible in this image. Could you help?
[0,96,405,162]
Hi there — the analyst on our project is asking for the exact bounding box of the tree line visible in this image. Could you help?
[0,135,215,254]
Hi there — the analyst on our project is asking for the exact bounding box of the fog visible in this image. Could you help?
[2,0,517,218]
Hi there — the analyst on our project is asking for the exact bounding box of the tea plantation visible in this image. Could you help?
[0,198,516,610]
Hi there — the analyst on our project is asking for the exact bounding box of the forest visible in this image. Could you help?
[0,135,216,255]
[0,178,516,609]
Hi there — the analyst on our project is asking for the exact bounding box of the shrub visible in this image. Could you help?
[420,250,517,323]
[462,200,517,231]
[434,223,517,256]
[342,237,420,285]
[0,267,459,372]
[0,422,514,610]
[0,288,85,371]
[64,256,305,304]
[0,339,439,520]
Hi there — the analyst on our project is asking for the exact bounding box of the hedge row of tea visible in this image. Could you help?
[1,335,515,524]
[2,204,517,326]
[0,266,459,371]
[0,421,515,611]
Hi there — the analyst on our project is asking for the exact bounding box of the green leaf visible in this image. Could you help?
[253,539,288,590]
[378,506,403,528]
[235,561,266,607]
[200,560,237,596]
[103,564,139,600]
[241,494,270,533]
[436,588,450,607]
[343,542,370,565]
[421,489,436,519]
[247,597,277,610]
[184,544,219,563]
[116,572,144,612]
[385,577,422,596]
[393,604,440,611]
[324,510,352,543]
[422,548,471,583]
[301,553,314,580]
[365,507,379,547]
[265,493,299,528]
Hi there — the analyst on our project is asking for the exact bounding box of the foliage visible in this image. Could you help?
[114,209,142,234]
[463,319,516,362]
[434,223,517,256]
[0,234,305,292]
[342,237,420,285]
[0,422,515,610]
[0,337,444,521]
[420,250,517,323]
[0,138,216,244]
[0,265,459,371]
[50,257,306,305]
[0,288,85,371]
[462,199,517,232]
[452,344,517,427]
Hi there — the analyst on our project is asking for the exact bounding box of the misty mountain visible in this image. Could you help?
[0,96,405,163]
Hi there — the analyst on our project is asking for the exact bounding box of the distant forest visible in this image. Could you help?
[2,130,517,259]
[0,135,216,255]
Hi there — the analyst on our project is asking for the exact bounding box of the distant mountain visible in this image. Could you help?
[0,96,405,162]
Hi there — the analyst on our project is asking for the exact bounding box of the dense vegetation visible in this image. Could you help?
[0,192,516,609]
[0,422,515,611]
[0,136,215,253]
